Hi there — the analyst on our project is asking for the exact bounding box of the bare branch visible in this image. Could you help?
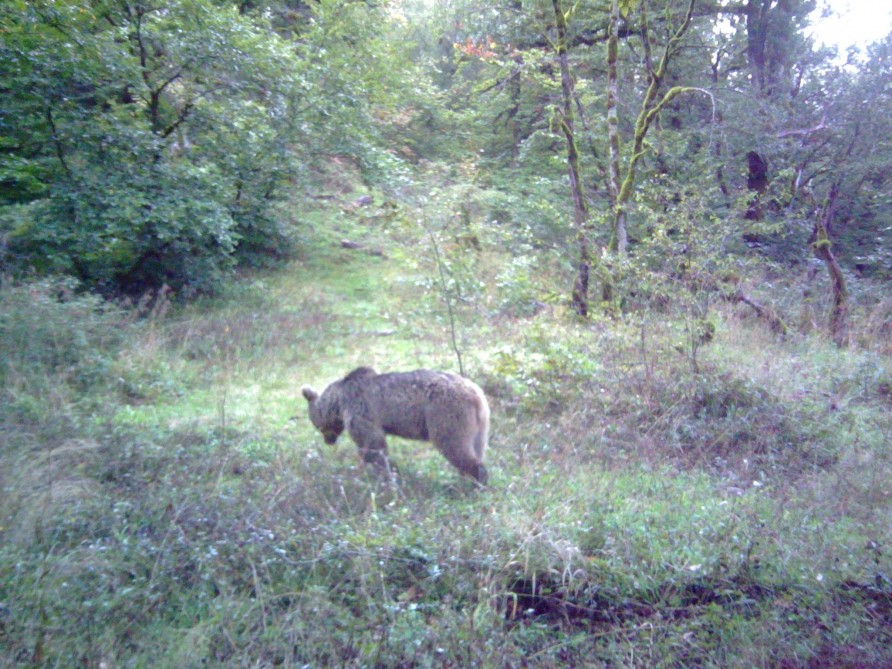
[777,111,828,139]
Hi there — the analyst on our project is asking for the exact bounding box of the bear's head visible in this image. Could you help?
[302,384,344,444]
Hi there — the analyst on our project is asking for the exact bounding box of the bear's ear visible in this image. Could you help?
[301,385,319,402]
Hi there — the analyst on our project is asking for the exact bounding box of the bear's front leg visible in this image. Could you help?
[346,415,394,476]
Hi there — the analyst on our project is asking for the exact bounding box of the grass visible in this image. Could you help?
[1,202,891,667]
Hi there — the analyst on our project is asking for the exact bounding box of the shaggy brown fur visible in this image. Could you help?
[301,367,490,483]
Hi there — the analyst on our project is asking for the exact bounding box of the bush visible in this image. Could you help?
[0,278,129,398]
[2,158,240,297]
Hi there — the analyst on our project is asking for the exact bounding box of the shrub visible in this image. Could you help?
[0,278,129,399]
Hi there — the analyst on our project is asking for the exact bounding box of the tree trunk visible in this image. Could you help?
[552,0,593,317]
[744,0,770,95]
[606,0,623,254]
[602,0,696,304]
[810,183,848,347]
[508,0,523,164]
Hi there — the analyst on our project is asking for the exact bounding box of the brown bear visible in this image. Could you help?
[301,367,489,484]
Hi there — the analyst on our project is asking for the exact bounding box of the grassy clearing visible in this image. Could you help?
[1,205,891,667]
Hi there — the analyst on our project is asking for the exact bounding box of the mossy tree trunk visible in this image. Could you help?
[602,0,699,305]
[506,0,524,165]
[606,0,623,254]
[552,0,595,317]
[810,182,848,347]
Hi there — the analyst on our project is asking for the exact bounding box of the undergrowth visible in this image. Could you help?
[1,209,890,668]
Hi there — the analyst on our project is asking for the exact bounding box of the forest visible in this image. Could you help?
[1,0,891,666]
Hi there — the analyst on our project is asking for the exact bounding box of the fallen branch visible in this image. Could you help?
[724,288,789,336]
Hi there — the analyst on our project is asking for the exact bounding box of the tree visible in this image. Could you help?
[0,0,416,295]
[596,0,711,307]
[0,0,303,294]
[776,35,892,344]
[741,0,816,98]
[552,0,597,316]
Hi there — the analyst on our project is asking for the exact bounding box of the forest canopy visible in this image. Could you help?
[1,0,890,330]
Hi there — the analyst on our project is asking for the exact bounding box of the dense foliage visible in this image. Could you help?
[2,0,890,309]
[429,0,891,321]
[0,0,412,295]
